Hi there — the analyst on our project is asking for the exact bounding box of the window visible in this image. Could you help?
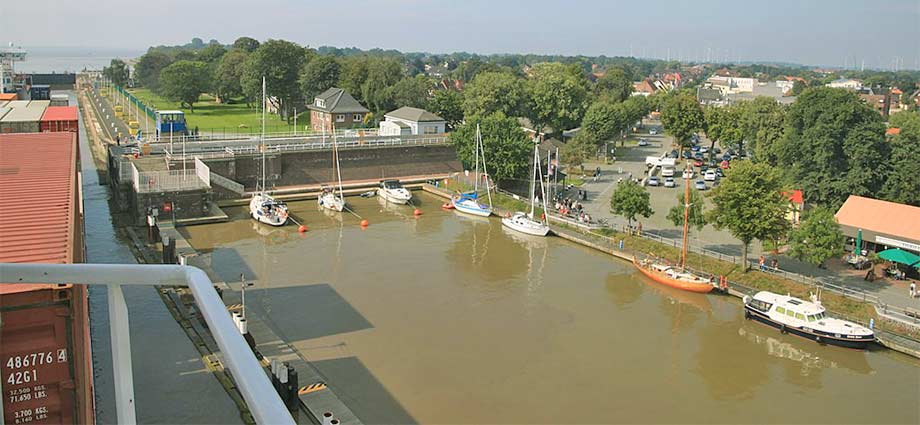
[353,114,363,121]
[808,315,817,322]
[423,125,439,134]
[795,313,805,320]
[776,307,786,314]
[786,310,795,317]
[336,114,345,122]
[315,98,325,108]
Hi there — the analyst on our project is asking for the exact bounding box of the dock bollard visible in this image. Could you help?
[286,367,298,410]
[322,412,334,425]
[270,359,281,393]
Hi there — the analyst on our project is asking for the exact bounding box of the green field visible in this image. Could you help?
[124,88,310,134]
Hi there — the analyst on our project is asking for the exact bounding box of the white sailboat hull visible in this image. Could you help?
[501,212,550,236]
[378,187,412,205]
[318,192,346,212]
[453,198,493,217]
[249,193,288,227]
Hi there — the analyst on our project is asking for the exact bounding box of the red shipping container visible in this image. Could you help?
[39,106,79,137]
[0,133,94,425]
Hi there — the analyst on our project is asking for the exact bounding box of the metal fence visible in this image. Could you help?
[129,162,210,193]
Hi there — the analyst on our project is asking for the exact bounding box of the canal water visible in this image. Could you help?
[181,195,920,424]
[74,92,242,424]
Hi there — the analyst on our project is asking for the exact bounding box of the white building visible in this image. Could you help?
[706,76,755,95]
[379,107,446,136]
[826,78,863,90]
[776,80,795,94]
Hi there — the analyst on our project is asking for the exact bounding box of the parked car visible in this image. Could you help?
[700,146,709,154]
[691,145,701,152]
[695,180,707,190]
[693,159,704,167]
[704,170,717,181]
[664,177,675,188]
[648,176,660,186]
[700,165,709,173]
[668,150,679,158]
[713,147,722,154]
[715,168,725,177]
[638,138,649,146]
[693,151,704,159]
[682,150,693,159]
[650,128,658,135]
[722,153,732,161]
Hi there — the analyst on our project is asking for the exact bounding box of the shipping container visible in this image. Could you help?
[40,107,79,139]
[49,94,69,107]
[28,100,51,109]
[29,85,51,101]
[6,100,30,108]
[0,132,94,425]
[0,106,45,133]
[0,93,17,101]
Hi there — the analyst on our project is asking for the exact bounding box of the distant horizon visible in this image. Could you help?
[14,43,918,73]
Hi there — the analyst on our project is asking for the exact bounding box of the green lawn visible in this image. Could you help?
[123,88,310,134]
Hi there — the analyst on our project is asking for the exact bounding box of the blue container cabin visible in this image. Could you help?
[155,110,187,137]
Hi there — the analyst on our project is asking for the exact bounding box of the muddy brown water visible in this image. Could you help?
[181,193,919,424]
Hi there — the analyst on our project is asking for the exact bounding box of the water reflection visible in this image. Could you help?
[695,319,771,401]
[445,215,530,284]
[605,273,644,308]
[738,326,874,376]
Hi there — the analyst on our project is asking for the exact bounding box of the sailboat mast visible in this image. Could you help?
[529,143,537,217]
[332,124,344,197]
[680,164,691,269]
[480,125,493,208]
[474,124,481,192]
[261,77,266,192]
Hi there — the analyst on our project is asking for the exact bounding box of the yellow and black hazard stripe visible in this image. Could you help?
[226,304,242,311]
[298,382,327,395]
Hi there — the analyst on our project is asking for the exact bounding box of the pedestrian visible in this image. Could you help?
[759,255,766,271]
[771,258,779,270]
[910,282,916,299]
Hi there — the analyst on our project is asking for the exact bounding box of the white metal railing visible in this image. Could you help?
[194,157,210,187]
[134,169,208,193]
[0,263,295,425]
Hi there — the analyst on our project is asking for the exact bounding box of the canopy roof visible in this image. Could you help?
[877,248,920,267]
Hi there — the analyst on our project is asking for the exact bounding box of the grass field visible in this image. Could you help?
[124,88,310,134]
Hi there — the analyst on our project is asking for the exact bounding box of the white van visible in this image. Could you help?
[661,166,675,177]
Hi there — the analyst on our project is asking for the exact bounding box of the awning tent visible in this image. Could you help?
[877,248,920,267]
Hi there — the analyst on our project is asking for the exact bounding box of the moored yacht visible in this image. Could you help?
[250,193,289,226]
[501,141,550,237]
[378,179,412,204]
[743,291,875,349]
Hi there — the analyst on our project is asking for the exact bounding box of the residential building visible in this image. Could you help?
[783,190,805,225]
[705,76,755,95]
[776,80,795,95]
[835,195,920,255]
[378,107,446,136]
[697,86,726,106]
[307,88,370,132]
[632,80,657,97]
[826,78,863,90]
[858,93,890,116]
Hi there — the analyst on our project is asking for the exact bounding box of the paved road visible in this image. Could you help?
[569,120,919,314]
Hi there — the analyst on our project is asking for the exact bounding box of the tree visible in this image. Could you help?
[452,59,501,82]
[735,97,785,163]
[707,161,790,270]
[386,75,431,110]
[159,60,210,112]
[241,39,306,120]
[788,207,844,268]
[361,57,404,115]
[704,105,743,160]
[790,79,807,96]
[666,189,707,231]
[594,66,633,102]
[609,180,653,227]
[882,112,920,206]
[660,92,705,155]
[300,55,341,100]
[214,49,248,103]
[581,101,627,144]
[103,59,129,86]
[449,113,532,183]
[135,51,174,92]
[526,62,589,135]
[338,56,370,102]
[233,37,260,53]
[775,87,888,208]
[620,95,652,133]
[429,90,463,130]
[560,132,596,168]
[462,71,527,118]
[198,44,226,64]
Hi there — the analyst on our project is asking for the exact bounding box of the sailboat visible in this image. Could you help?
[249,77,289,227]
[633,164,714,293]
[452,124,493,217]
[318,124,346,212]
[502,141,550,236]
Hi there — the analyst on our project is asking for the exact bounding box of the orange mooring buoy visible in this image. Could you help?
[298,225,307,233]
[360,219,369,227]
[413,209,422,216]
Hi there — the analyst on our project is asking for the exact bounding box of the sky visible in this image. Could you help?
[1,0,919,70]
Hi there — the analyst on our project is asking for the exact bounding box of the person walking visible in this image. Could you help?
[910,282,916,299]
[759,255,766,271]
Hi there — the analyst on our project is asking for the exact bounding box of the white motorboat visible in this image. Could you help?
[501,142,550,237]
[452,124,494,217]
[249,77,289,227]
[743,291,875,349]
[378,179,412,205]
